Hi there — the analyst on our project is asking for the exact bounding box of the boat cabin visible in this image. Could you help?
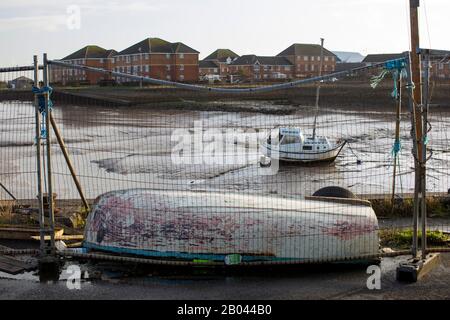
[267,127,332,152]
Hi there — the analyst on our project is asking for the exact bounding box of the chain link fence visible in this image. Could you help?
[1,59,449,264]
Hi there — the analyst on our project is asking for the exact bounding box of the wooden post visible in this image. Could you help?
[43,53,55,254]
[409,0,424,258]
[33,55,46,254]
[50,113,90,211]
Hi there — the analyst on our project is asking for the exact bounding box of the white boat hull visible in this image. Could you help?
[84,189,379,264]
[261,141,346,163]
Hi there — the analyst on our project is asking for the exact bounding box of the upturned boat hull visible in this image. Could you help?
[84,189,379,264]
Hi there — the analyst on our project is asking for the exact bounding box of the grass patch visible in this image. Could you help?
[372,196,450,218]
[380,228,450,249]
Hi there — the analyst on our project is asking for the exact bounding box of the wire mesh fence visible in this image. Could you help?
[0,58,449,264]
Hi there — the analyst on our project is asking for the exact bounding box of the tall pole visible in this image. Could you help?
[33,55,45,254]
[312,38,325,140]
[43,53,55,253]
[421,51,430,259]
[409,0,424,258]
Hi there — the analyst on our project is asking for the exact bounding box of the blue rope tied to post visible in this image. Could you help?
[370,59,408,158]
[370,58,407,99]
[32,86,53,138]
[392,139,402,156]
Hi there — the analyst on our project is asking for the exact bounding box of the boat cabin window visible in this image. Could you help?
[281,135,301,145]
[302,145,313,151]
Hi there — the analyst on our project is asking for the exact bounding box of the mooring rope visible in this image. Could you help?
[31,86,53,139]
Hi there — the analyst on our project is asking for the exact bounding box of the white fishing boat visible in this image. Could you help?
[261,127,346,164]
[83,188,379,264]
[261,38,346,165]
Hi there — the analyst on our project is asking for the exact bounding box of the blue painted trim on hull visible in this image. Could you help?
[83,242,299,263]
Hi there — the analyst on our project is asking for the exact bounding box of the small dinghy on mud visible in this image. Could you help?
[261,127,346,164]
[84,188,379,264]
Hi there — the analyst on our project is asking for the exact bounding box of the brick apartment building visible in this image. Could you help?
[199,49,239,80]
[112,37,199,82]
[199,60,220,80]
[51,45,117,85]
[228,55,293,81]
[363,51,450,79]
[277,43,337,78]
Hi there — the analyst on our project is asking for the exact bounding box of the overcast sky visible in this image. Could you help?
[0,0,449,66]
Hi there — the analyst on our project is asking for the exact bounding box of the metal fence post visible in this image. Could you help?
[404,54,419,257]
[421,51,430,259]
[43,53,55,254]
[33,55,46,254]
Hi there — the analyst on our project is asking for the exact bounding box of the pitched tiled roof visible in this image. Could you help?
[204,49,239,62]
[230,55,293,66]
[11,76,33,82]
[62,45,116,60]
[199,60,220,68]
[362,53,404,63]
[277,43,337,57]
[116,38,199,55]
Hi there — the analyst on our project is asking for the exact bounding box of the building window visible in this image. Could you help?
[213,68,218,73]
[304,56,309,61]
[126,56,131,63]
[180,75,184,81]
[179,53,184,59]
[325,56,329,62]
[133,55,138,61]
[100,59,104,63]
[285,66,290,71]
[145,65,150,72]
[166,53,170,59]
[166,65,171,71]
[144,54,149,60]
[166,75,171,80]
[180,64,184,71]
[311,65,315,71]
[311,56,315,62]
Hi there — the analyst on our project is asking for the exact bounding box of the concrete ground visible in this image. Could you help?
[0,253,449,300]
